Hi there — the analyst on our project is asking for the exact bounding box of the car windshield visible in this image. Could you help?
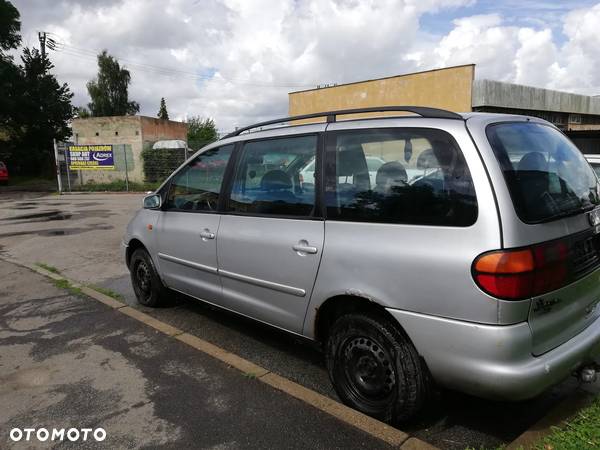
[487,122,600,223]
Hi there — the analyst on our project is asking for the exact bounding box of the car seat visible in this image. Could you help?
[518,152,547,172]
[375,161,407,194]
[259,170,297,203]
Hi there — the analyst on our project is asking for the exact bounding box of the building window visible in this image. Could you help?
[95,132,99,136]
[135,130,139,136]
[115,131,119,136]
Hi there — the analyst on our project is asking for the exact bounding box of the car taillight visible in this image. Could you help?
[473,240,569,300]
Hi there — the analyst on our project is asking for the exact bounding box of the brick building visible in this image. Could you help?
[71,116,187,183]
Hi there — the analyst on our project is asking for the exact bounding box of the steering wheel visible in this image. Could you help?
[205,196,216,211]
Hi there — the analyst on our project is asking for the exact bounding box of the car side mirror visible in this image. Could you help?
[143,194,161,209]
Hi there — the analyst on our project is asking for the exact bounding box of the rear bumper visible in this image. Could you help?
[387,308,600,400]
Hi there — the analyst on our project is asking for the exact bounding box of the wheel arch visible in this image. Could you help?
[314,295,405,344]
[126,238,147,269]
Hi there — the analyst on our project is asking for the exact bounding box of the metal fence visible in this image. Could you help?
[53,140,190,193]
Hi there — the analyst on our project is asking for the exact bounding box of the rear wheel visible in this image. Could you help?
[326,312,427,423]
[130,248,169,307]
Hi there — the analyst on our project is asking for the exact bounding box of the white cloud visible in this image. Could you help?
[430,14,520,81]
[514,28,558,87]
[10,0,600,132]
[553,3,600,95]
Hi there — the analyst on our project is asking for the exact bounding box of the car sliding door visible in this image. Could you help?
[217,134,324,333]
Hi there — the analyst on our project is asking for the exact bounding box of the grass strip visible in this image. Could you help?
[536,395,600,450]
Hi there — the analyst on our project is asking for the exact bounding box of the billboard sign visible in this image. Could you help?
[68,145,115,170]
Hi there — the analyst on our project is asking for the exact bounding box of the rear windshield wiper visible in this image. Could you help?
[535,205,597,224]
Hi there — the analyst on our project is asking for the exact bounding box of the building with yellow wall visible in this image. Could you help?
[288,64,600,153]
[289,65,475,118]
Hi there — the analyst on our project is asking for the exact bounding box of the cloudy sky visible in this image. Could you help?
[11,0,600,133]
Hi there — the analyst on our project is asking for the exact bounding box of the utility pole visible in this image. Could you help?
[38,31,47,58]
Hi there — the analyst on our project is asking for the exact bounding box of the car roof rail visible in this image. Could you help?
[223,106,463,139]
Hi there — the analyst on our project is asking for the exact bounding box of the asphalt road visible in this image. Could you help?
[0,260,395,450]
[1,192,598,449]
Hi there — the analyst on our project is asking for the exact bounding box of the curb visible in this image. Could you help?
[2,256,436,449]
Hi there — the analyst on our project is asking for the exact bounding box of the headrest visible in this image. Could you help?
[518,152,547,172]
[416,149,438,170]
[260,170,292,191]
[376,161,407,188]
[337,146,367,176]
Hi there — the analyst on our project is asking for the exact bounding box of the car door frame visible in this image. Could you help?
[214,130,327,334]
[152,142,241,296]
[221,131,327,221]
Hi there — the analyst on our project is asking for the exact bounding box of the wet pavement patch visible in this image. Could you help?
[0,225,114,238]
[2,210,72,221]
[44,230,66,236]
[10,205,38,210]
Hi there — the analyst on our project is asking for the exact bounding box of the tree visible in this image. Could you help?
[74,106,91,118]
[2,48,73,175]
[0,2,74,177]
[186,116,218,149]
[0,0,20,59]
[157,97,169,120]
[86,50,139,116]
[0,0,21,165]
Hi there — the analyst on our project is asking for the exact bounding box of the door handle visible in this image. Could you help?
[293,242,318,254]
[200,230,215,240]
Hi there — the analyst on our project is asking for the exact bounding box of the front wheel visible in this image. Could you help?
[326,312,427,423]
[130,248,169,307]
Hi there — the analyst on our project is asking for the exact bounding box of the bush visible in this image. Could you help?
[141,147,186,183]
[187,139,215,152]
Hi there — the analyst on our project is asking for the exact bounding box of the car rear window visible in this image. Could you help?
[487,122,600,223]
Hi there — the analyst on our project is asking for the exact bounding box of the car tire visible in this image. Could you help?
[130,248,169,307]
[326,312,427,423]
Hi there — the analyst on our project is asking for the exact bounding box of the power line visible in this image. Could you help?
[46,35,319,88]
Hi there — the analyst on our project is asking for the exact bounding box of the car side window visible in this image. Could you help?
[164,145,233,212]
[228,135,318,217]
[325,128,477,226]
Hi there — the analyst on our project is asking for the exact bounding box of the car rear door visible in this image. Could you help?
[216,132,325,333]
[155,144,234,303]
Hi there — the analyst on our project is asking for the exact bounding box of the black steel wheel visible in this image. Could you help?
[326,312,427,423]
[130,248,168,307]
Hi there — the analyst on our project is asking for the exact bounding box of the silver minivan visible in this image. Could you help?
[123,107,600,423]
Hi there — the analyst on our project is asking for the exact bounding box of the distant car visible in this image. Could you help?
[300,155,386,187]
[584,154,600,178]
[0,162,8,184]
